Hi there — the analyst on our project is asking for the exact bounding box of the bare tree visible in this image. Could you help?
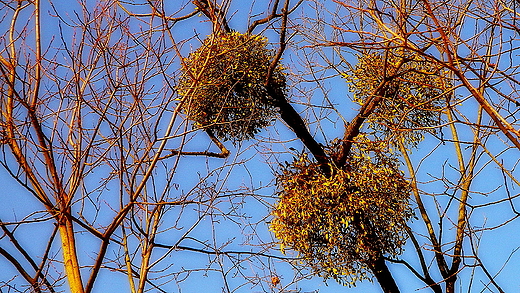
[1,0,520,293]
[270,0,520,292]
[0,1,303,292]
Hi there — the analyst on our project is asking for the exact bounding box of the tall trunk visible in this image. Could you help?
[352,212,400,293]
[58,214,85,293]
[445,274,456,293]
[369,255,400,293]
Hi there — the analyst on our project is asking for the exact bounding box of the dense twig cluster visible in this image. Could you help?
[343,49,450,146]
[178,31,286,141]
[271,141,412,286]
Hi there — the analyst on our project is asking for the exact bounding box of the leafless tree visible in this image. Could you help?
[1,0,520,293]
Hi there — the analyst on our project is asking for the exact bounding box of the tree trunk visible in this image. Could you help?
[369,255,400,293]
[58,214,85,293]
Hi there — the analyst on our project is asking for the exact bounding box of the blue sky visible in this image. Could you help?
[1,0,520,293]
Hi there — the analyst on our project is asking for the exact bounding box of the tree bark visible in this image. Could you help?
[369,255,401,293]
[58,214,85,293]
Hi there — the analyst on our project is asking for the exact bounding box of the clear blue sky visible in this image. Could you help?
[1,1,519,293]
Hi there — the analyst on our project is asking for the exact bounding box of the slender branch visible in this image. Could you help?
[247,0,305,34]
[153,244,298,261]
[386,257,443,293]
[334,93,382,167]
[247,0,282,34]
[421,0,520,151]
[117,0,198,22]
[401,226,443,293]
[155,129,230,160]
[0,246,42,293]
[334,52,407,167]
[265,0,331,173]
[400,142,450,278]
[192,0,231,33]
[0,221,56,292]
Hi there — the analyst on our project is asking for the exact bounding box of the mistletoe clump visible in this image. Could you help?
[270,142,412,285]
[344,49,450,146]
[177,32,286,141]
